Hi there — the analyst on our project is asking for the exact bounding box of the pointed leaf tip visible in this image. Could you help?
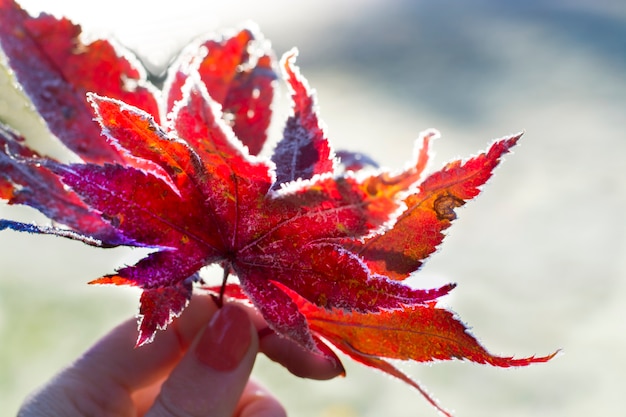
[164,27,277,155]
[271,50,334,189]
[356,132,521,280]
[136,280,193,347]
[88,275,138,286]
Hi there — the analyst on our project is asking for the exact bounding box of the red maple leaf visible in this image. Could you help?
[0,1,556,415]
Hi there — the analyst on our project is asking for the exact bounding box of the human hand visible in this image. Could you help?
[18,295,343,417]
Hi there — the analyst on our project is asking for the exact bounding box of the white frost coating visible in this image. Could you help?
[268,170,337,198]
[275,48,339,172]
[78,31,161,106]
[3,220,104,247]
[86,93,183,195]
[136,292,191,346]
[161,21,274,123]
[359,129,440,241]
[270,129,440,240]
[161,41,209,119]
[307,242,373,278]
[167,70,276,183]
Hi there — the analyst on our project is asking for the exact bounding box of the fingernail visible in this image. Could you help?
[196,304,252,371]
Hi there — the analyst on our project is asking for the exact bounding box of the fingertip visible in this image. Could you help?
[239,303,344,381]
[259,332,344,380]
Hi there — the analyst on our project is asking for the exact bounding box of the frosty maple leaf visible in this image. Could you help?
[0,1,556,415]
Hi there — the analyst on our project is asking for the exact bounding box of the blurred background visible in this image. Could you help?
[1,1,624,416]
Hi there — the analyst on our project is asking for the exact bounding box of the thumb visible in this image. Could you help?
[146,303,258,417]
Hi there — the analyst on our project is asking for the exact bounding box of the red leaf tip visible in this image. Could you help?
[490,348,561,368]
[88,275,137,286]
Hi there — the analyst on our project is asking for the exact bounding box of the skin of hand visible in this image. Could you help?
[17,294,344,417]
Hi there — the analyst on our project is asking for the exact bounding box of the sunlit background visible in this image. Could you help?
[1,1,624,416]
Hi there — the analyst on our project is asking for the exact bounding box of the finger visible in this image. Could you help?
[242,303,345,380]
[145,303,258,417]
[18,295,219,416]
[259,331,345,380]
[75,294,218,390]
[235,378,286,417]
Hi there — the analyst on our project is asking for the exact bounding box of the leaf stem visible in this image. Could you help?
[216,267,230,308]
